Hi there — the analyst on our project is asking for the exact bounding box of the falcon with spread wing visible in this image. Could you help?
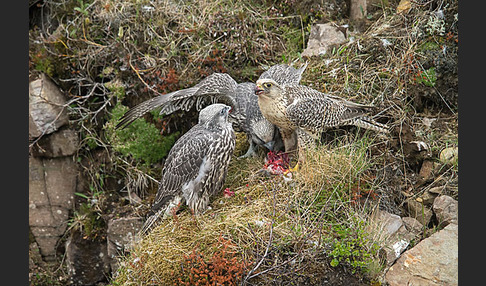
[116,63,307,158]
[140,104,235,234]
[255,79,389,159]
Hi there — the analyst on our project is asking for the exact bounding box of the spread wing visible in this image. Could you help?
[115,87,197,129]
[285,86,374,132]
[258,62,308,86]
[116,73,238,129]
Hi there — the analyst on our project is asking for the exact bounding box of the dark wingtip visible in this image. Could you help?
[115,114,135,130]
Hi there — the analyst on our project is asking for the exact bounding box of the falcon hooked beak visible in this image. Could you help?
[255,84,264,96]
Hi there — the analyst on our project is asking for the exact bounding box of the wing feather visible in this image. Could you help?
[259,62,308,86]
[286,95,374,132]
[152,126,216,207]
[116,73,238,129]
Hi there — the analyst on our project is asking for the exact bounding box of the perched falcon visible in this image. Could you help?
[254,79,389,158]
[140,104,235,234]
[116,63,307,158]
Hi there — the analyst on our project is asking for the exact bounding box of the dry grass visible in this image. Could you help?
[111,133,384,285]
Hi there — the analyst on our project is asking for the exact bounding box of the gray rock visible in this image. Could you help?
[33,236,61,262]
[385,223,458,286]
[29,73,69,139]
[43,157,77,207]
[29,156,49,206]
[29,207,69,229]
[405,198,433,226]
[107,217,143,272]
[367,210,415,266]
[66,231,111,285]
[31,128,79,158]
[301,23,347,57]
[401,216,424,236]
[433,195,458,227]
[29,156,77,260]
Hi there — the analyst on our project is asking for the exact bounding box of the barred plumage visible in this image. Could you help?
[255,79,389,158]
[140,104,235,234]
[116,63,307,158]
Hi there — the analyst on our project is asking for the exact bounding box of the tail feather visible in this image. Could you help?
[138,195,183,236]
[350,116,390,133]
[139,209,164,236]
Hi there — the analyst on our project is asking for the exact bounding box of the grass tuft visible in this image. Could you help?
[112,134,385,284]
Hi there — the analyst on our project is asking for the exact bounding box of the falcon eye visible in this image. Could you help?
[263,82,272,88]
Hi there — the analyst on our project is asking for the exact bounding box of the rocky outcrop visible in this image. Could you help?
[31,127,79,158]
[385,223,458,286]
[404,198,433,226]
[401,216,424,236]
[107,217,143,272]
[29,156,77,261]
[29,73,69,139]
[301,23,347,58]
[367,209,417,266]
[385,195,458,285]
[65,230,111,285]
[29,73,78,262]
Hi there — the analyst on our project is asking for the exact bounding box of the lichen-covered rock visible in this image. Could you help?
[29,73,69,139]
[107,217,143,272]
[29,156,76,260]
[385,223,458,286]
[31,127,79,158]
[439,147,458,165]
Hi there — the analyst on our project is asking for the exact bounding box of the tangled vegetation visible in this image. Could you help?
[113,134,387,285]
[29,0,457,285]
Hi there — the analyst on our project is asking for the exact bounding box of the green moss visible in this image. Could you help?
[419,41,440,52]
[105,103,179,165]
[415,67,437,87]
[328,218,382,275]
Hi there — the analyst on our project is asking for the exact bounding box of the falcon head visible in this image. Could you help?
[199,103,231,124]
[200,103,232,129]
[255,79,283,98]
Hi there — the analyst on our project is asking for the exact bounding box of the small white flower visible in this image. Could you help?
[381,38,392,47]
[142,6,155,12]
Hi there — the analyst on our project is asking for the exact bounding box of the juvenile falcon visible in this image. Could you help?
[254,79,389,158]
[116,63,307,157]
[140,104,235,234]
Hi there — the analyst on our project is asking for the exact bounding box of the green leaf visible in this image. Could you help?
[330,259,339,267]
[75,192,90,200]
